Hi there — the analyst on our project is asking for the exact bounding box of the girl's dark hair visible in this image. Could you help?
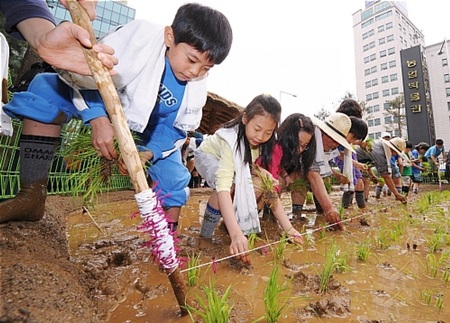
[405,140,413,149]
[171,3,233,64]
[336,99,363,119]
[349,116,368,141]
[415,142,430,151]
[277,113,316,178]
[223,94,281,166]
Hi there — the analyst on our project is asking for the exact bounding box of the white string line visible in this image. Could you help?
[180,213,365,273]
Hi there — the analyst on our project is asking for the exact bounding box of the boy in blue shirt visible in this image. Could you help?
[1,3,233,227]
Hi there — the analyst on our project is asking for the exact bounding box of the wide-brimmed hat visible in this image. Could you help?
[382,137,406,155]
[313,112,354,151]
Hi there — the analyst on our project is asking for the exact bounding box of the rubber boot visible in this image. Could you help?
[0,135,59,223]
[375,185,382,199]
[355,191,366,209]
[200,203,221,238]
[342,191,354,209]
[402,186,410,196]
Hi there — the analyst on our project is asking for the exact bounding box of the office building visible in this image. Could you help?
[353,1,449,144]
[46,0,135,38]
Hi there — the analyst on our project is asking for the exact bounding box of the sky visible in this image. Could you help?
[127,0,449,120]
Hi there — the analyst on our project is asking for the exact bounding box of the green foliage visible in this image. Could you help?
[319,241,342,293]
[186,280,233,323]
[356,239,371,262]
[187,253,202,287]
[263,264,289,323]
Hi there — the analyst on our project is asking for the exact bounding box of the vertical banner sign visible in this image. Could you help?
[400,45,436,145]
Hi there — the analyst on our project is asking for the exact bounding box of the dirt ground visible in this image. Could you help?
[0,184,446,322]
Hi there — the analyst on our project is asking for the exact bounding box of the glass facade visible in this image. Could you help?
[46,0,135,38]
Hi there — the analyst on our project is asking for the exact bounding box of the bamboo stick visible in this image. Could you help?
[66,1,187,314]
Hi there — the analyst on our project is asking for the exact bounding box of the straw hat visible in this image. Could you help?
[382,137,405,155]
[313,112,353,151]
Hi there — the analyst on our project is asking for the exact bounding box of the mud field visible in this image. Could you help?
[1,184,449,322]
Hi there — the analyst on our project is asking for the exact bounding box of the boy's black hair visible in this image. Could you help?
[415,142,430,151]
[277,113,316,178]
[436,138,444,145]
[349,116,368,141]
[223,94,281,167]
[171,3,233,64]
[405,140,413,149]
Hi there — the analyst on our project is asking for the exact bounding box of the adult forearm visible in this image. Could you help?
[16,18,55,51]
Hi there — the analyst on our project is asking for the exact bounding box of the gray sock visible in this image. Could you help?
[20,135,59,185]
[375,186,382,198]
[200,203,221,238]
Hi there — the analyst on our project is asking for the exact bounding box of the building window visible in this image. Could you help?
[383,89,390,97]
[375,132,381,138]
[374,118,381,126]
[380,50,387,57]
[389,60,396,68]
[367,106,373,113]
[365,81,371,88]
[448,102,450,111]
[365,68,371,76]
[387,34,394,42]
[379,37,386,45]
[370,53,376,61]
[382,76,389,83]
[443,58,448,66]
[384,102,390,110]
[371,66,377,73]
[445,74,450,83]
[364,56,370,63]
[378,25,385,32]
[369,133,375,139]
[373,104,380,112]
[446,88,450,97]
[385,116,392,124]
[391,87,399,95]
[369,41,375,49]
[390,73,398,81]
[372,79,378,86]
[368,119,374,127]
[386,22,393,29]
[363,44,369,52]
[388,47,395,55]
[366,94,372,101]
[381,63,388,70]
[373,92,379,99]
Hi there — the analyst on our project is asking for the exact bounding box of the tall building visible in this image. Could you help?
[46,0,135,38]
[424,39,450,142]
[353,1,449,144]
[352,1,425,140]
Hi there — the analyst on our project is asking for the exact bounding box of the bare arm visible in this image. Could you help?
[307,171,343,230]
[217,191,250,264]
[16,1,117,75]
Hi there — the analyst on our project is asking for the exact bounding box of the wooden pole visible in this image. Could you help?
[66,1,187,314]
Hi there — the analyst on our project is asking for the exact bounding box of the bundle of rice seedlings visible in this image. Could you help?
[58,124,122,205]
[252,164,278,211]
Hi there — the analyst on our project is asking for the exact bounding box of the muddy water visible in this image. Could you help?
[67,189,450,322]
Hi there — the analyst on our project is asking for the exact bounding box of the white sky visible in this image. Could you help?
[127,0,449,120]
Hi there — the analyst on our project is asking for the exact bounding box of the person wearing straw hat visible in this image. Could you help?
[287,112,354,230]
[355,137,408,204]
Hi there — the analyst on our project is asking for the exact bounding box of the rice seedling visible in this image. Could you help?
[426,232,445,253]
[305,191,314,205]
[442,268,450,283]
[435,292,444,310]
[275,234,288,261]
[263,264,289,323]
[425,253,448,278]
[248,232,257,251]
[186,253,202,287]
[375,228,391,250]
[319,241,340,293]
[419,289,433,305]
[186,280,233,323]
[252,164,278,211]
[389,220,406,242]
[356,239,371,262]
